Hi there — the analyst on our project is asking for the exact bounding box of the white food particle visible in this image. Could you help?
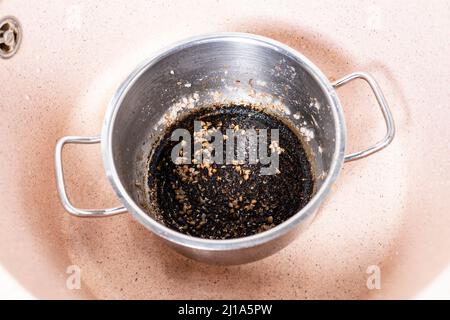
[314,100,321,110]
[256,80,267,87]
[310,98,321,110]
[299,127,315,141]
[269,140,285,154]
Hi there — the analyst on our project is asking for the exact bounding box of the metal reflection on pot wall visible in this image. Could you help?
[54,33,395,265]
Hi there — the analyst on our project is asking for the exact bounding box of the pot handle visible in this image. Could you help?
[332,72,395,162]
[54,135,127,217]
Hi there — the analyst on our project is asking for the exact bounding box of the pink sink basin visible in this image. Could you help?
[0,0,449,299]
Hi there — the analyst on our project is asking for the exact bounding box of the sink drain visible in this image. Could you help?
[0,16,21,59]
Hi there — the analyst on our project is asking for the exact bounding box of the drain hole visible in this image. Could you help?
[0,17,21,59]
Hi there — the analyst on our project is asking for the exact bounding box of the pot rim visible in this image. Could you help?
[101,32,346,251]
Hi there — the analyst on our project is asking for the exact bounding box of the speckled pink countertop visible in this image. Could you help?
[0,0,449,299]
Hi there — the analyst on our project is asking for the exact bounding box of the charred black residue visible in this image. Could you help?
[147,104,314,239]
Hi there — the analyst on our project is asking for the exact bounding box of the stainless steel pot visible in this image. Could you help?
[55,33,395,265]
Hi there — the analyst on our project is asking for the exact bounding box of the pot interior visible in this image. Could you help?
[108,34,340,226]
